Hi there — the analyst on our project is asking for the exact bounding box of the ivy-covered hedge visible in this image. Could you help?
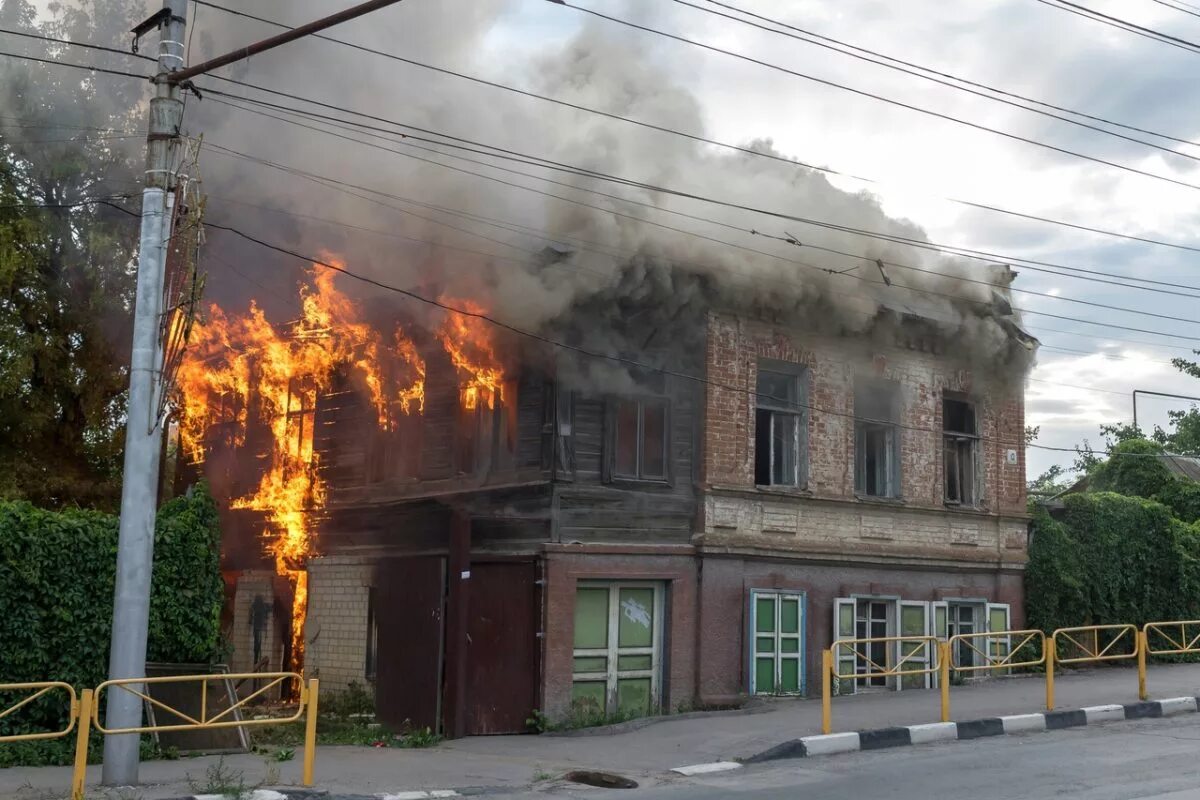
[1027,492,1200,633]
[0,484,223,764]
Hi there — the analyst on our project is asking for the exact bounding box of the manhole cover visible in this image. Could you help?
[563,770,639,789]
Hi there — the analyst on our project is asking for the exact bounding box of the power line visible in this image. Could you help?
[198,131,1200,352]
[98,197,1185,459]
[201,89,1200,332]
[1148,0,1200,18]
[676,0,1200,163]
[699,0,1200,149]
[1035,0,1200,51]
[203,85,1200,301]
[0,49,149,80]
[552,1,1200,193]
[18,18,1200,266]
[0,26,156,62]
[185,0,1200,258]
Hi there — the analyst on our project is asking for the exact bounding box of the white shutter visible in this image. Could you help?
[833,598,856,695]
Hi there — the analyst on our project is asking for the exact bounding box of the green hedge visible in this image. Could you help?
[0,484,223,764]
[1027,492,1200,633]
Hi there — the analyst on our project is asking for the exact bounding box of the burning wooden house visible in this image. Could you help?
[176,248,1033,736]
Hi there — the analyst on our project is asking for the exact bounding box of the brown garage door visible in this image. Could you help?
[465,561,540,734]
[374,557,445,732]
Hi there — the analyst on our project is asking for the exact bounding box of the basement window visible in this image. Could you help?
[943,395,979,506]
[611,397,669,482]
[754,363,806,488]
[854,378,901,498]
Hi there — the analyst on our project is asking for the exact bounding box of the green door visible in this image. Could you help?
[751,592,804,695]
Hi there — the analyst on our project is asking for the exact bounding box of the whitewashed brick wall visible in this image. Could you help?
[303,557,373,693]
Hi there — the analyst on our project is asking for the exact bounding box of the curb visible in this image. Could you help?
[742,696,1200,763]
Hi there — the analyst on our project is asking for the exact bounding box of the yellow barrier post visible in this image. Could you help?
[821,650,832,735]
[1046,639,1055,711]
[939,641,950,723]
[1138,629,1148,701]
[71,689,93,800]
[303,678,319,787]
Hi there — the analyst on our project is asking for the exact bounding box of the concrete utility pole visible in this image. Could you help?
[102,0,187,785]
[101,0,407,787]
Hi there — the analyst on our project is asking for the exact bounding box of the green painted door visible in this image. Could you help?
[751,593,804,695]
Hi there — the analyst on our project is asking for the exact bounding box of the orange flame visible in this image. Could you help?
[176,257,427,674]
[436,298,504,410]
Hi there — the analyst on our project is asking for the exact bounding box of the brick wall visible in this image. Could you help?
[541,546,697,720]
[229,570,285,675]
[702,312,1029,561]
[696,553,1026,704]
[304,557,373,693]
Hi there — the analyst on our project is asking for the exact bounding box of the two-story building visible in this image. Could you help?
[204,286,1031,736]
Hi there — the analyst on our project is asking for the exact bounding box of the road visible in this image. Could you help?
[484,714,1200,800]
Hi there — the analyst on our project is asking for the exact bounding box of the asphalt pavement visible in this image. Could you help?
[491,713,1200,800]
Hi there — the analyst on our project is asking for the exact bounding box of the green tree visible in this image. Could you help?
[0,0,147,509]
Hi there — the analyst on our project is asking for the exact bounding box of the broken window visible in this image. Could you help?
[284,377,318,465]
[943,395,979,506]
[854,378,901,498]
[611,398,669,481]
[754,364,805,487]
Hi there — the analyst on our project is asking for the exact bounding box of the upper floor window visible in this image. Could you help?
[612,397,668,481]
[943,395,979,506]
[755,363,806,487]
[854,378,901,498]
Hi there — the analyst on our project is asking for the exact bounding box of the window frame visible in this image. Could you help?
[749,590,806,696]
[942,394,981,507]
[606,395,672,485]
[853,378,902,499]
[754,361,808,489]
[364,585,378,683]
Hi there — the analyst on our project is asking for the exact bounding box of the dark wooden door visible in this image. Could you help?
[464,561,540,734]
[374,557,445,732]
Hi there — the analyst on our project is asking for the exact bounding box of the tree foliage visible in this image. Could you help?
[0,0,148,509]
[0,483,223,765]
[1026,493,1200,634]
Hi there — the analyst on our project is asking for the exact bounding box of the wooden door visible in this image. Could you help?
[464,561,539,734]
[374,557,445,732]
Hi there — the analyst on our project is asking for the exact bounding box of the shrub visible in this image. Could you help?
[0,483,223,765]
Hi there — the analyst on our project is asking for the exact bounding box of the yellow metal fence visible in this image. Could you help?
[0,674,318,799]
[821,619,1200,735]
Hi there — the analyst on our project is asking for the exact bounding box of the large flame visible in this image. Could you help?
[175,258,427,674]
[436,298,504,410]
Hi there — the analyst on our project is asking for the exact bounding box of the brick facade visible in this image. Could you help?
[303,557,373,692]
[702,311,1028,554]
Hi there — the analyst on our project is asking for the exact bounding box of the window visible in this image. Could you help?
[571,582,663,717]
[854,379,901,498]
[284,377,318,466]
[943,396,979,506]
[755,365,805,487]
[751,592,804,695]
[612,398,668,481]
[365,586,378,682]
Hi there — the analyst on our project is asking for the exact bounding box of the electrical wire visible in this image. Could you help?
[198,135,1200,354]
[674,0,1200,164]
[552,1,1200,193]
[98,196,1190,459]
[199,91,1200,335]
[184,0,1200,257]
[1035,0,1200,52]
[697,0,1200,148]
[191,76,1200,299]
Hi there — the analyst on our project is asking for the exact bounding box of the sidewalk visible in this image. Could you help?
[7,663,1200,799]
